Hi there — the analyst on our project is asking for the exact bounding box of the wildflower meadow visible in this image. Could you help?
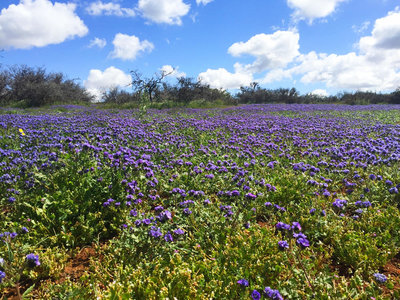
[1,104,400,299]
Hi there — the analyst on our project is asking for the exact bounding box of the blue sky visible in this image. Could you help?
[1,0,400,99]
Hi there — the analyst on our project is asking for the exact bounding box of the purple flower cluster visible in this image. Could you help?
[355,200,371,208]
[237,279,283,300]
[276,222,291,231]
[373,273,387,283]
[173,228,185,235]
[278,240,289,251]
[332,199,347,209]
[237,278,249,287]
[149,226,163,238]
[26,253,40,268]
[276,221,310,249]
[157,210,172,222]
[0,231,18,241]
[220,205,234,218]
[264,287,284,299]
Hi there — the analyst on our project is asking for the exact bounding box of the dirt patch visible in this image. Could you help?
[63,246,97,281]
[382,253,400,278]
[381,252,400,296]
[1,277,35,300]
[1,245,104,299]
[56,244,105,286]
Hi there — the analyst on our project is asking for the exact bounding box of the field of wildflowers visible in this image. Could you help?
[1,104,400,299]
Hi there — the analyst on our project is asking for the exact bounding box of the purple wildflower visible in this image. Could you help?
[183,208,192,215]
[278,240,289,250]
[246,193,257,200]
[332,199,347,209]
[373,273,387,283]
[173,228,185,235]
[276,222,291,231]
[264,287,283,300]
[26,253,40,268]
[296,237,310,248]
[291,222,301,231]
[164,232,173,242]
[203,199,211,205]
[149,226,162,238]
[237,279,249,287]
[251,290,261,300]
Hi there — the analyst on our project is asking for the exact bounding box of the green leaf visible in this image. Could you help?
[6,241,14,262]
[22,284,35,299]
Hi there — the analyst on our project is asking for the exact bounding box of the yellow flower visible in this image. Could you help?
[19,128,25,136]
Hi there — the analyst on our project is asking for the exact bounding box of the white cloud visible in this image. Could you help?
[352,21,370,34]
[86,1,135,17]
[198,30,298,89]
[160,65,186,77]
[289,52,386,90]
[88,37,107,48]
[137,0,190,25]
[287,0,347,23]
[0,0,88,49]
[198,8,400,92]
[110,33,154,60]
[261,68,292,84]
[198,68,253,89]
[310,89,328,97]
[359,7,400,50]
[228,31,300,73]
[287,7,400,91]
[196,0,214,5]
[84,66,132,101]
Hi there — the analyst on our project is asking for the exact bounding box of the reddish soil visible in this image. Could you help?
[1,245,103,299]
[1,276,35,300]
[381,252,400,297]
[62,246,97,282]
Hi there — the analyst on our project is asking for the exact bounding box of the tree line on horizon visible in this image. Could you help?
[0,65,399,108]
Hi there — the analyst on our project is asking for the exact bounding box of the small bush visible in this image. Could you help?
[0,65,93,107]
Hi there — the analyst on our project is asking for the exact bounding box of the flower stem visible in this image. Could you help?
[292,250,314,293]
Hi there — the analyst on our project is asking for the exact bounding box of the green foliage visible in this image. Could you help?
[0,65,93,107]
[1,107,400,298]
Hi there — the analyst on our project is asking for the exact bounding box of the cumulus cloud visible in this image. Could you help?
[160,65,186,78]
[86,1,135,17]
[261,68,292,84]
[0,0,88,49]
[198,30,298,90]
[196,0,214,5]
[228,31,300,73]
[84,66,132,101]
[287,0,347,23]
[137,0,190,25]
[287,7,400,91]
[359,7,400,50]
[88,37,107,48]
[199,8,400,92]
[198,68,253,89]
[310,89,328,97]
[110,33,154,60]
[289,52,387,90]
